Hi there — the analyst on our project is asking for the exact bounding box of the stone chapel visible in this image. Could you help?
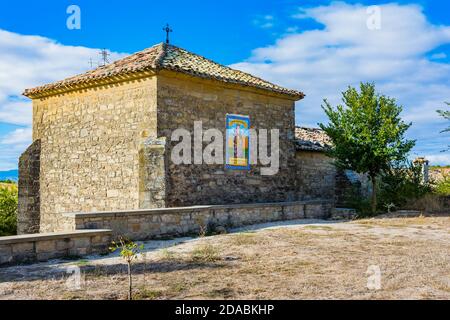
[18,43,363,234]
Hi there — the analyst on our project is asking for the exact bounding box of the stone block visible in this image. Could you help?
[73,237,91,248]
[69,247,88,256]
[56,239,73,250]
[0,244,12,256]
[130,224,141,233]
[36,240,56,253]
[12,251,36,263]
[11,242,34,254]
[107,189,119,198]
[37,251,59,261]
[0,253,13,264]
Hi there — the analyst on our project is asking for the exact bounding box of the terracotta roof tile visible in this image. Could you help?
[24,43,304,99]
[295,127,331,152]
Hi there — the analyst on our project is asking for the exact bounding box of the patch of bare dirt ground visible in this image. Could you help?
[0,216,449,300]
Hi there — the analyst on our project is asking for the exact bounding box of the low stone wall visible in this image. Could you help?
[63,200,332,240]
[0,229,112,266]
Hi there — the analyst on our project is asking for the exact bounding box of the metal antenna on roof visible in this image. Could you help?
[99,48,110,66]
[163,23,172,44]
[88,58,94,68]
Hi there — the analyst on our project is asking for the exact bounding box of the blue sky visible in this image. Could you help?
[0,0,449,170]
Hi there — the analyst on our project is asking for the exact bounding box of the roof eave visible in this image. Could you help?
[23,70,157,99]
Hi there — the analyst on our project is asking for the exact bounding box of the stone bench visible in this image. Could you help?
[0,229,112,266]
[63,200,333,240]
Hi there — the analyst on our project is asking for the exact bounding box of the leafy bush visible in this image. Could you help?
[377,161,432,211]
[0,179,16,184]
[0,184,18,236]
[339,185,374,217]
[342,161,436,216]
[434,175,450,196]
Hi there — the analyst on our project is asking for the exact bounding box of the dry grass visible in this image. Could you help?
[0,216,449,300]
[229,232,260,246]
[190,244,220,262]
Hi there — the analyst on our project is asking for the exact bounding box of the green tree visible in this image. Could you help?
[437,102,449,151]
[319,82,415,214]
[0,185,18,236]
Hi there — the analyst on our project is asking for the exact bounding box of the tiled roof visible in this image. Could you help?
[23,43,304,99]
[295,127,332,152]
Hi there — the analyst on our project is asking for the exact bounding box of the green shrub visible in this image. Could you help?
[0,179,15,184]
[340,185,374,217]
[434,175,450,196]
[0,185,18,236]
[342,161,436,216]
[378,161,432,211]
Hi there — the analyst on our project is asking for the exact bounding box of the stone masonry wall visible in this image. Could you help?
[139,137,167,209]
[295,150,336,201]
[32,77,158,232]
[64,200,332,240]
[0,229,111,266]
[156,73,298,206]
[18,139,41,234]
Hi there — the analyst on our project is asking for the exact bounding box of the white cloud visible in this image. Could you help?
[1,127,32,145]
[426,153,450,166]
[0,127,32,171]
[232,2,450,165]
[0,100,32,126]
[0,29,128,170]
[253,15,275,29]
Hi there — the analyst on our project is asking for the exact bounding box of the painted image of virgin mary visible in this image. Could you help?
[233,124,245,160]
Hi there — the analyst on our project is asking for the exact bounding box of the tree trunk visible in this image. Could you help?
[371,175,377,215]
[128,263,132,300]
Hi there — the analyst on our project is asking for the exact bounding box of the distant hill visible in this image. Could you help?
[0,169,18,182]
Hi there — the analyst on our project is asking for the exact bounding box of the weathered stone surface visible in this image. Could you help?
[157,74,298,207]
[295,150,336,202]
[37,251,59,261]
[18,139,41,234]
[0,245,12,264]
[330,208,357,220]
[31,77,158,232]
[71,200,331,240]
[55,239,73,250]
[73,237,91,248]
[11,242,34,254]
[335,169,370,207]
[35,240,56,253]
[139,137,167,209]
[0,230,112,266]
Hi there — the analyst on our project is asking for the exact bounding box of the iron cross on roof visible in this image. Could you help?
[163,23,173,44]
